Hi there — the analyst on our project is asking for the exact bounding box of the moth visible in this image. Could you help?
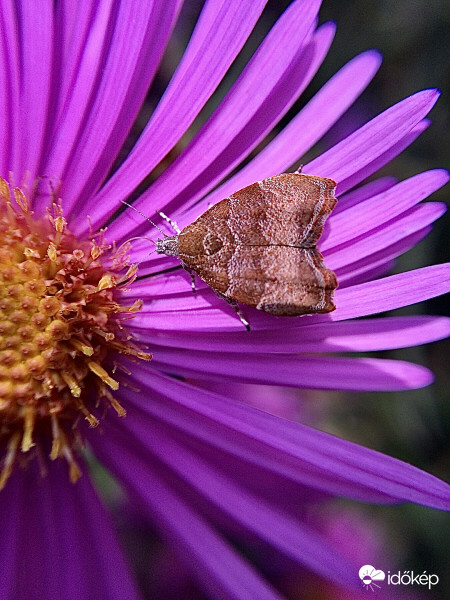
[155,172,338,328]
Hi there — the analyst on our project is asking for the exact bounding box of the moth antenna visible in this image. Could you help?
[117,235,158,268]
[116,236,158,276]
[116,236,157,255]
[120,199,168,237]
[156,209,181,234]
[134,247,157,269]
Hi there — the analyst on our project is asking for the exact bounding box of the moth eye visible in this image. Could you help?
[203,233,223,256]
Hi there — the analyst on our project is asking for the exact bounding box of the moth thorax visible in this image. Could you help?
[157,235,179,257]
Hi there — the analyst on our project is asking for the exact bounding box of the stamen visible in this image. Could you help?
[61,372,81,398]
[109,396,127,418]
[88,361,119,390]
[69,338,94,356]
[13,187,29,213]
[50,414,61,460]
[47,242,58,262]
[74,401,100,428]
[91,246,101,260]
[21,405,36,452]
[0,433,20,490]
[98,274,114,290]
[0,177,151,486]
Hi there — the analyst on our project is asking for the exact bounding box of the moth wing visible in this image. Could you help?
[177,218,234,295]
[226,172,337,247]
[176,172,337,315]
[224,245,337,315]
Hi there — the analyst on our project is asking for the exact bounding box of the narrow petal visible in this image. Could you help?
[14,1,53,181]
[333,175,398,214]
[0,1,22,174]
[132,316,450,354]
[329,119,431,194]
[51,2,99,129]
[0,461,141,600]
[111,369,450,509]
[198,50,383,213]
[326,203,446,269]
[336,227,432,285]
[0,2,17,173]
[91,432,284,600]
[150,347,433,390]
[37,2,182,217]
[126,263,450,333]
[305,89,440,190]
[323,169,449,250]
[94,415,359,587]
[37,1,115,188]
[63,0,183,218]
[330,264,450,321]
[81,0,269,234]
[108,5,330,237]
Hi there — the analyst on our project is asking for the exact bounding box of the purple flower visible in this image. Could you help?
[0,1,449,599]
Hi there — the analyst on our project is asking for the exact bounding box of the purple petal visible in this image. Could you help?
[50,3,98,129]
[0,2,24,175]
[330,264,450,321]
[333,176,398,214]
[91,433,284,600]
[125,264,450,334]
[0,2,19,174]
[126,262,450,334]
[93,414,359,587]
[336,227,433,286]
[35,2,115,196]
[110,369,450,509]
[13,1,53,182]
[148,347,433,390]
[79,0,269,235]
[326,203,446,270]
[330,119,431,194]
[323,170,449,250]
[132,316,450,354]
[305,89,440,189]
[197,50,382,214]
[38,2,182,218]
[108,8,331,238]
[340,259,398,287]
[64,1,183,219]
[0,461,141,600]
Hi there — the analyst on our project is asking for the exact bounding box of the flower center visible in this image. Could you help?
[0,178,151,488]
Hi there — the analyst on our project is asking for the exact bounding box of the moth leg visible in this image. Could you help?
[157,210,181,234]
[180,262,196,293]
[216,292,250,332]
[187,269,196,293]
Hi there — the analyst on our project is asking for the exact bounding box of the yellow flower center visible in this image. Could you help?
[0,178,151,488]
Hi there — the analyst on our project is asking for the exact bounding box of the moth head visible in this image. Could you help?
[156,235,179,257]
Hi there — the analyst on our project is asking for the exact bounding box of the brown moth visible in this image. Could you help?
[156,172,338,324]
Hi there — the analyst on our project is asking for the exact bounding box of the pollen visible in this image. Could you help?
[0,178,151,488]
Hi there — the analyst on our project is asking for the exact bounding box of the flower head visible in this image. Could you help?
[0,1,449,599]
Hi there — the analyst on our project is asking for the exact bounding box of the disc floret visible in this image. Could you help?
[0,179,151,488]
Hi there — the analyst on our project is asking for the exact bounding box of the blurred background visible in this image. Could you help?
[101,1,450,598]
[275,2,450,597]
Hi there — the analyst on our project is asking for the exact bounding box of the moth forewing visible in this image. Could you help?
[156,172,338,319]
